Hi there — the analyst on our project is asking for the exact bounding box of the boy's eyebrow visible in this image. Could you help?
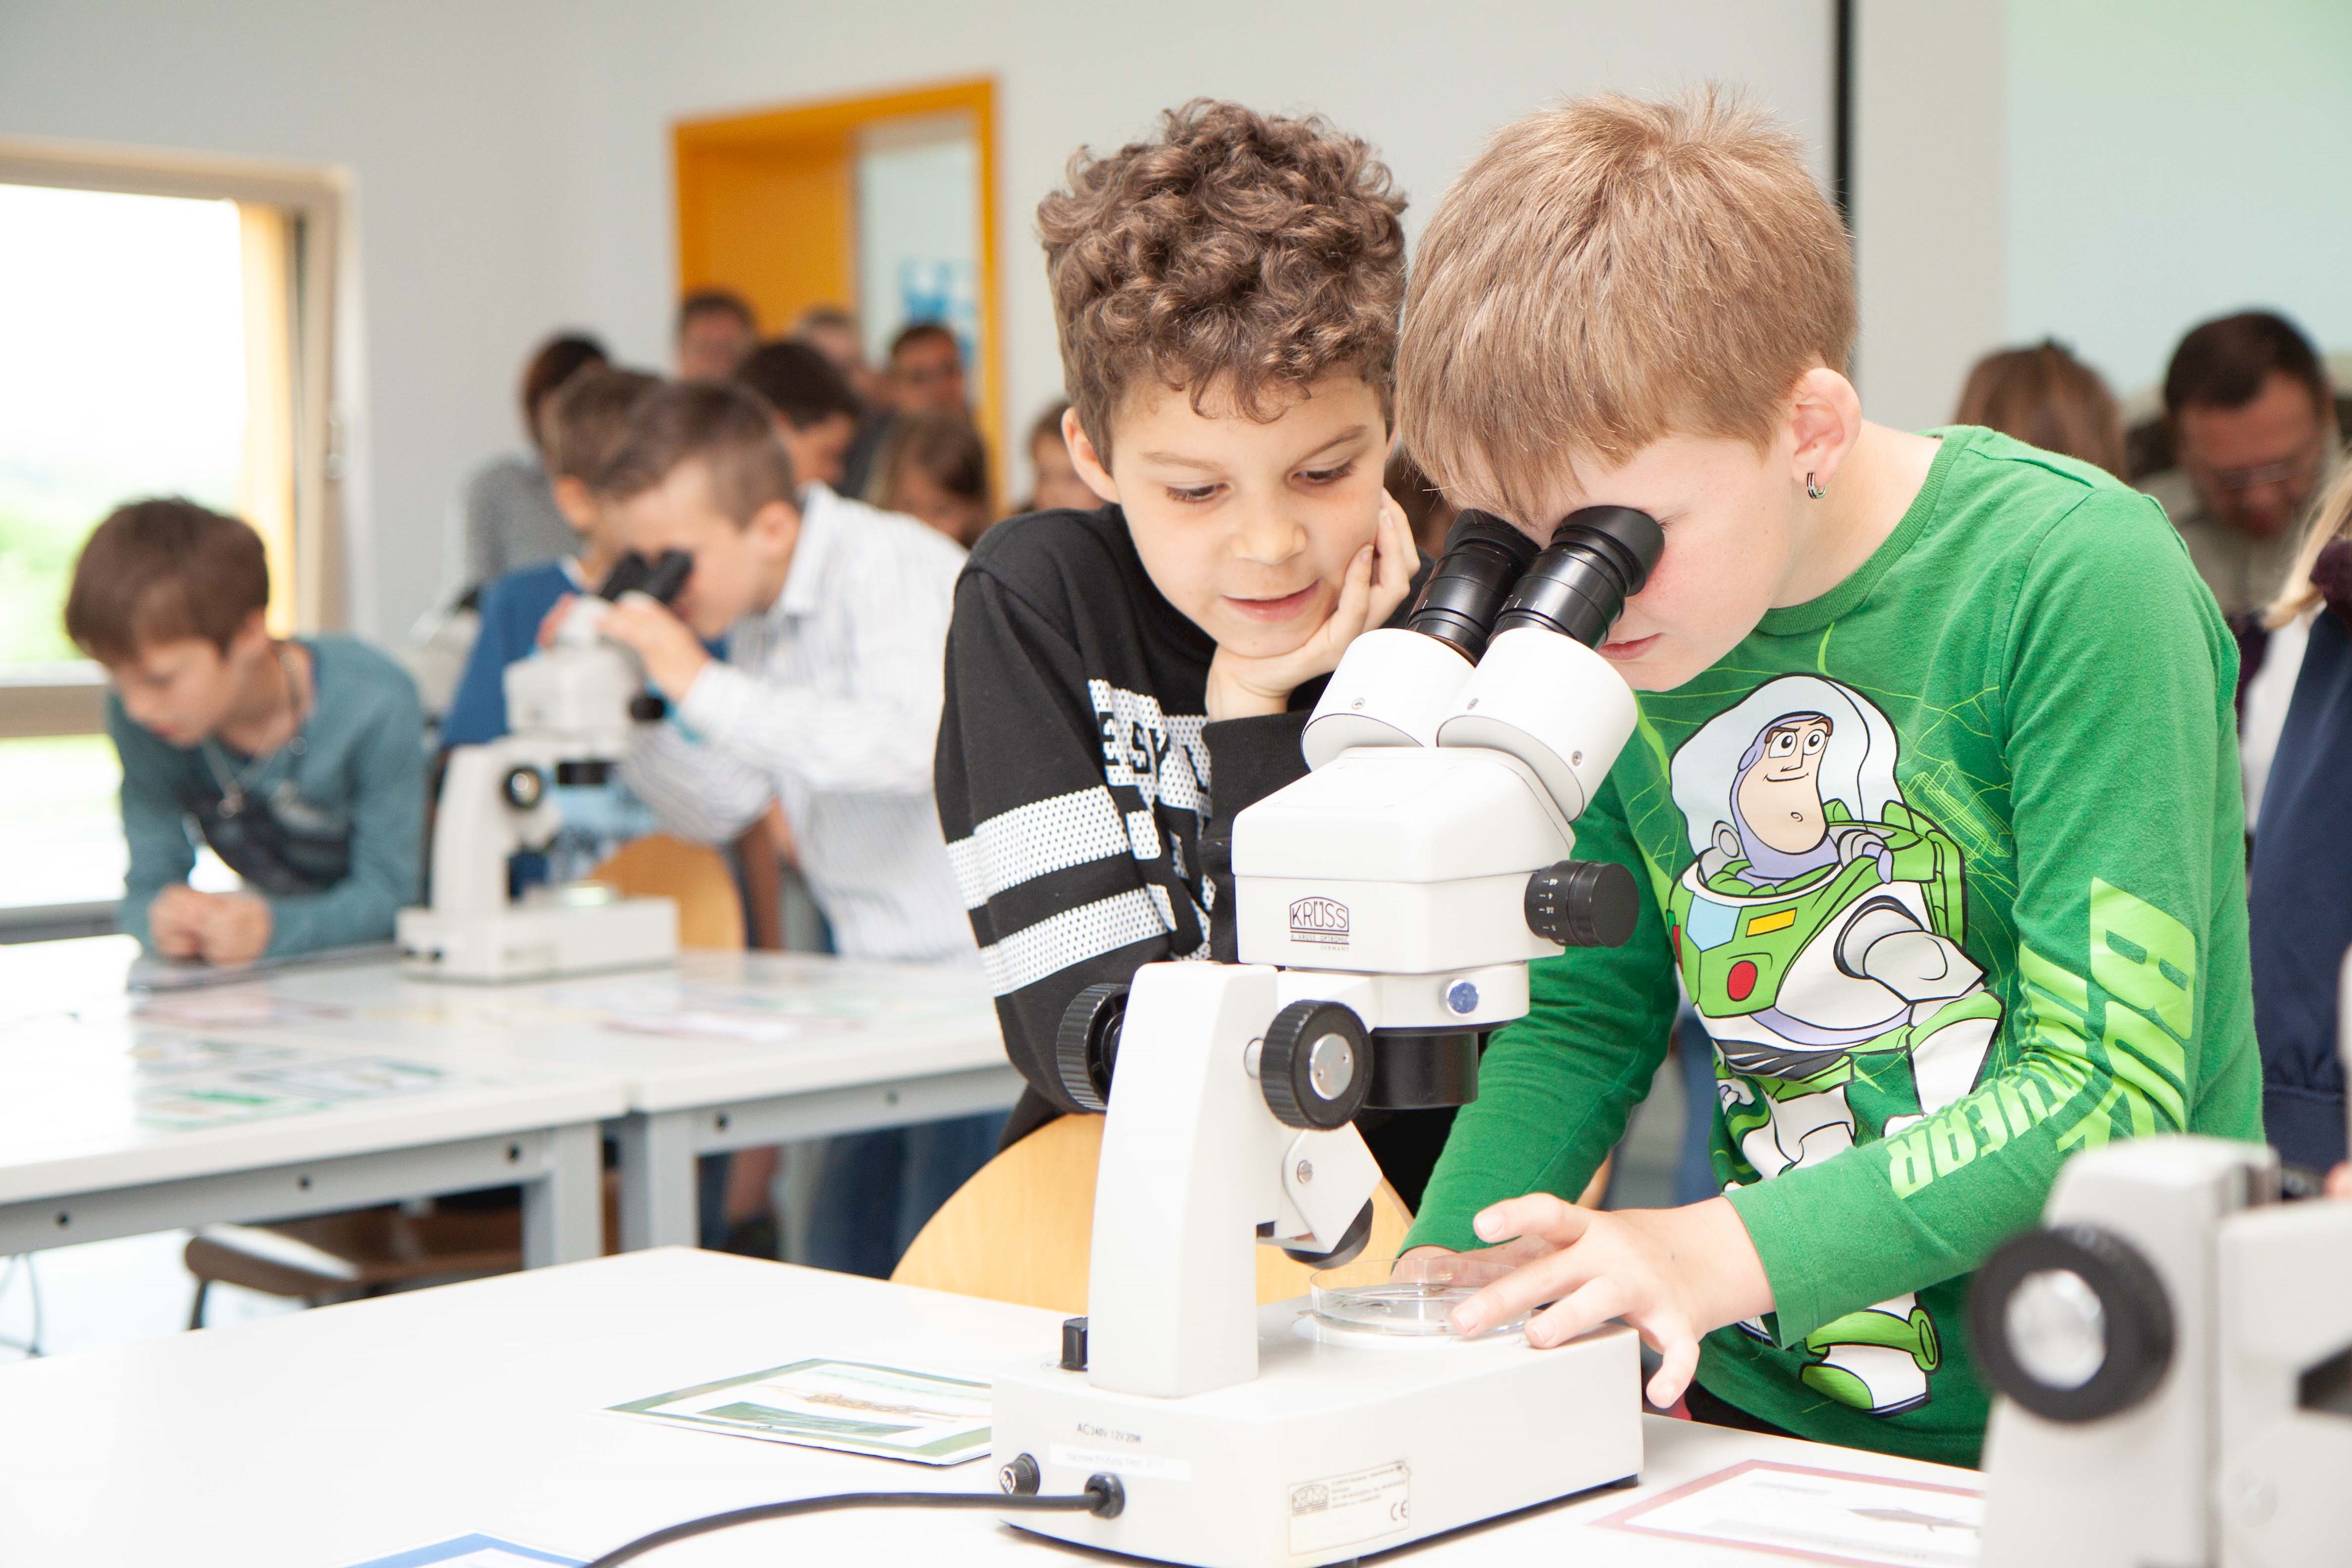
[1135,425,1374,469]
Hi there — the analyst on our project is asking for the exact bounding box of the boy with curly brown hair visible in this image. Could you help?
[931,99,1446,1197]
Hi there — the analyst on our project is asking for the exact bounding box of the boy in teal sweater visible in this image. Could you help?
[1394,94,2261,1467]
[65,498,423,964]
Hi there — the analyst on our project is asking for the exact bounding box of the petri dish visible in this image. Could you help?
[1308,1253,1528,1339]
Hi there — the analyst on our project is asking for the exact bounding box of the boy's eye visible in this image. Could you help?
[1297,460,1357,486]
[1165,483,1221,505]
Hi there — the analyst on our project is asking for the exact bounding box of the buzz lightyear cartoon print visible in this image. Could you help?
[1665,675,2000,1418]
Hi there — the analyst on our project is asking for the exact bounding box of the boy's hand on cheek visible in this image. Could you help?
[1447,1194,1773,1408]
[1204,495,1415,722]
[195,892,272,967]
[598,595,712,700]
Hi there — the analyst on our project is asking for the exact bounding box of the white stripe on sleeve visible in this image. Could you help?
[946,786,1132,910]
[978,886,1170,995]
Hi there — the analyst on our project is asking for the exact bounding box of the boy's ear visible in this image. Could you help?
[1062,408,1122,506]
[1786,367,1864,492]
[550,475,599,532]
[227,606,272,656]
[746,495,802,555]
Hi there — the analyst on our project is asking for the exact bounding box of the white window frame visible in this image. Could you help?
[0,136,349,743]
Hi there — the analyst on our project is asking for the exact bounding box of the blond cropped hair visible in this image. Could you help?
[2265,464,2352,630]
[1398,90,1855,521]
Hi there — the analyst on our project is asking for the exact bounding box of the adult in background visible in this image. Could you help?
[1953,339,2126,475]
[792,304,888,410]
[841,322,969,497]
[676,288,757,380]
[2140,311,2343,622]
[867,412,992,547]
[2245,464,2352,1179]
[450,332,606,595]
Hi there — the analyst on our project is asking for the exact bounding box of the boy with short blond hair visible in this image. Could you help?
[933,99,1446,1196]
[1395,91,2260,1465]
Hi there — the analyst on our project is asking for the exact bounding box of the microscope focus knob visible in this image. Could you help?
[1970,1223,2174,1424]
[1260,1001,1372,1130]
[628,692,669,723]
[1525,859,1640,948]
[501,765,547,811]
[1056,983,1128,1112]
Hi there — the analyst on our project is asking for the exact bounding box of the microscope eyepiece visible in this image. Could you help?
[1491,505,1665,649]
[1407,510,1544,663]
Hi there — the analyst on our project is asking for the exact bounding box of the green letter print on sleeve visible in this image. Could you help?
[1664,676,2000,1418]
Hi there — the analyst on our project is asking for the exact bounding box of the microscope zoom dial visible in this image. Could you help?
[1260,1001,1373,1129]
[1055,982,1128,1112]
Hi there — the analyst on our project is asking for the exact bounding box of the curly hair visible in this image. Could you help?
[1038,99,1406,461]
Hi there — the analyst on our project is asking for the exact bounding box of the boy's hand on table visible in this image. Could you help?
[597,594,712,701]
[194,892,272,967]
[1204,493,1415,721]
[2329,1163,2351,1201]
[147,884,208,959]
[1436,1194,1774,1408]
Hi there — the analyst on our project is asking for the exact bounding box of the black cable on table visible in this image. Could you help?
[581,1473,1125,1567]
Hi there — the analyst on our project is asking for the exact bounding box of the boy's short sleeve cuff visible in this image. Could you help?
[1725,1176,1830,1346]
[676,660,757,742]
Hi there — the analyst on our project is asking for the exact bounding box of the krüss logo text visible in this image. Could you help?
[1288,897,1350,946]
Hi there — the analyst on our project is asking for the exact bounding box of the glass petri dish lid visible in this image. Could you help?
[1309,1253,1528,1339]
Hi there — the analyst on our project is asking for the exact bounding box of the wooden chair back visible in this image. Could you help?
[890,1113,1414,1316]
[592,833,745,950]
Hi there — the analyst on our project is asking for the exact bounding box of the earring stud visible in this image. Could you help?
[1805,472,1827,500]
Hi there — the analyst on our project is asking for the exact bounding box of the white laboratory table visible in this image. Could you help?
[1,936,1024,1251]
[0,1004,619,1267]
[0,1248,1982,1567]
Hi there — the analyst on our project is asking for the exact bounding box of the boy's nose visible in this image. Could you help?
[1230,500,1305,564]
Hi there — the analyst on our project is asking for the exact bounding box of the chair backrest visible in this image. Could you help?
[591,834,744,950]
[890,1113,1414,1315]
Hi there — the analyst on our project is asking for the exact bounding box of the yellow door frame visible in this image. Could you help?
[674,77,1005,475]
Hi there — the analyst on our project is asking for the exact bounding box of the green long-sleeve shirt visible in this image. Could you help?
[1406,427,2263,1466]
[112,635,425,959]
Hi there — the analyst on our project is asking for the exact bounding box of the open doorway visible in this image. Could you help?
[672,78,1003,475]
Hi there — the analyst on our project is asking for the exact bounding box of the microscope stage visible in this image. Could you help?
[993,1297,1642,1568]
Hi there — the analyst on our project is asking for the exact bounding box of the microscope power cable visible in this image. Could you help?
[581,1473,1125,1567]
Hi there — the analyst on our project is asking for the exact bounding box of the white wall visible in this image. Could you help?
[1851,0,2007,432]
[0,0,1833,640]
[2005,0,2352,403]
[0,1,601,640]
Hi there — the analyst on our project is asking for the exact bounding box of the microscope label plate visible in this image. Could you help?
[1287,1459,1410,1555]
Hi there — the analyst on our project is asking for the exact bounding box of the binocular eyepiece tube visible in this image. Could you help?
[1410,506,1665,657]
[1406,513,1543,661]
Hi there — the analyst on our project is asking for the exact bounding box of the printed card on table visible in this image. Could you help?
[1596,1459,1981,1567]
[610,1357,992,1465]
[342,1534,580,1568]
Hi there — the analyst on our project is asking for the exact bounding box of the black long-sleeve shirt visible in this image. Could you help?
[935,506,1454,1197]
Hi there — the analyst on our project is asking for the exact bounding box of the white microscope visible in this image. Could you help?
[1975,948,2352,1568]
[992,510,1665,1568]
[396,553,686,982]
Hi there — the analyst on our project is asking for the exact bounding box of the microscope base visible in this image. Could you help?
[396,897,678,982]
[994,1298,1642,1568]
